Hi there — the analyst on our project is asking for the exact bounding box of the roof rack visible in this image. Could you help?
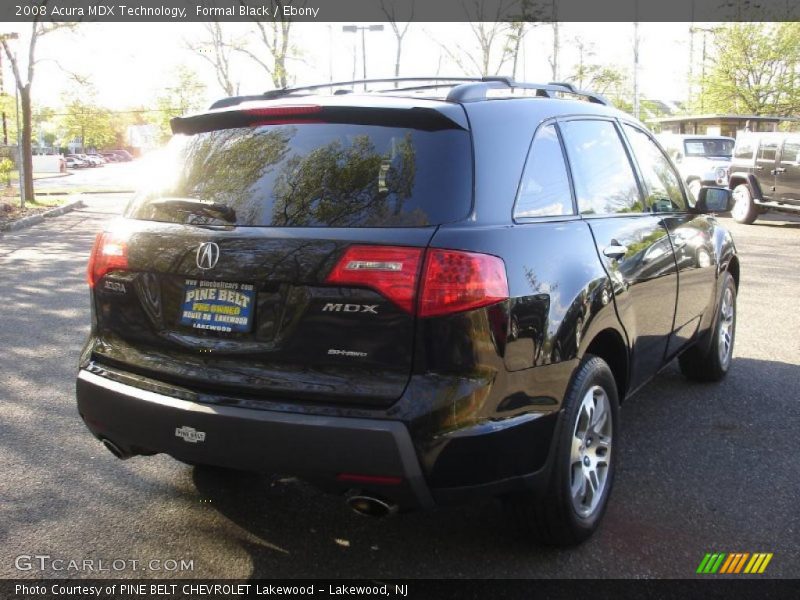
[445,78,609,105]
[209,77,490,109]
[208,76,609,110]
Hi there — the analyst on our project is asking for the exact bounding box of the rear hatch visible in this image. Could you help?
[88,101,472,407]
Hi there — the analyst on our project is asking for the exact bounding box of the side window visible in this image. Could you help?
[623,124,687,212]
[514,124,573,218]
[559,119,642,215]
[758,140,778,162]
[780,140,800,165]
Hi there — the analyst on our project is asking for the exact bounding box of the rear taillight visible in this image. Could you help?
[326,245,508,317]
[419,249,509,318]
[325,245,423,313]
[87,232,128,288]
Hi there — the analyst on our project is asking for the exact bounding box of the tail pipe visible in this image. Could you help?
[100,437,132,460]
[346,495,399,518]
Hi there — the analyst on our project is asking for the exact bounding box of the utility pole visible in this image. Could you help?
[689,26,715,113]
[551,25,559,80]
[633,21,640,120]
[15,62,23,207]
[687,0,695,108]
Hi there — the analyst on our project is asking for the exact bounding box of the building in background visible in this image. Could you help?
[649,115,798,138]
[127,124,160,155]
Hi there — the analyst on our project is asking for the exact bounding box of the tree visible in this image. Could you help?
[435,0,518,77]
[1,12,75,204]
[696,23,800,116]
[186,22,239,97]
[59,86,116,150]
[235,1,294,89]
[568,39,626,96]
[380,0,414,83]
[154,67,207,142]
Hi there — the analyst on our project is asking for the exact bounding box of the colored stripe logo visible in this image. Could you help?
[697,552,773,574]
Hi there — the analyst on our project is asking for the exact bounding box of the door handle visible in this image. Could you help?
[603,244,628,259]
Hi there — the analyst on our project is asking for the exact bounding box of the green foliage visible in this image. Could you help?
[0,94,19,144]
[0,158,13,187]
[58,84,118,149]
[696,23,800,116]
[154,66,207,143]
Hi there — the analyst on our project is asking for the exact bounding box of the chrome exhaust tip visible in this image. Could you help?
[100,437,131,460]
[346,494,399,518]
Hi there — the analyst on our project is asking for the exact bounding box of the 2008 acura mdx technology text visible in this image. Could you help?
[76,77,739,545]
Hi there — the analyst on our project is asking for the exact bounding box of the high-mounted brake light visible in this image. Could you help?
[87,232,129,288]
[243,105,322,117]
[325,245,423,313]
[326,245,509,317]
[243,105,323,126]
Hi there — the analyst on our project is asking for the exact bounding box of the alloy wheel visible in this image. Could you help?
[569,385,613,518]
[718,286,735,369]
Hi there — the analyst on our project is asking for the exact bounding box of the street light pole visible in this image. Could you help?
[342,25,384,90]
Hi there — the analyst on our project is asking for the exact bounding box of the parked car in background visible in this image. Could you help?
[81,153,104,167]
[65,156,88,169]
[728,131,800,224]
[77,77,739,547]
[68,153,101,167]
[658,134,733,199]
[87,153,108,164]
[101,152,120,162]
[110,149,134,162]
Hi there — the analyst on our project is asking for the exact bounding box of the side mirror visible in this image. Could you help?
[695,186,732,213]
[674,152,683,163]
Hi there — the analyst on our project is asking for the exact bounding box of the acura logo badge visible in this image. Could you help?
[196,242,220,270]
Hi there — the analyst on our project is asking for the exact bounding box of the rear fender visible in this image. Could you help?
[729,172,763,200]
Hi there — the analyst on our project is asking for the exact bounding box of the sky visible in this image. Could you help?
[1,21,704,112]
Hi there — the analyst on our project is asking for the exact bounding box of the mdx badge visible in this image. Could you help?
[175,426,206,443]
[322,303,378,314]
[196,242,220,270]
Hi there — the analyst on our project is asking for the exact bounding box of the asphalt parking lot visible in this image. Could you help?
[1,195,798,579]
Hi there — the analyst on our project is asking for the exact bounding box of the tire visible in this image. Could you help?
[504,355,619,546]
[678,271,736,382]
[731,183,759,224]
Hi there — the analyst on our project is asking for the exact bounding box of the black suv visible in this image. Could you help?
[729,131,800,224]
[77,77,739,545]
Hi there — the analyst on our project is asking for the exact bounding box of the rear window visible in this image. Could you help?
[126,123,472,227]
[683,138,734,158]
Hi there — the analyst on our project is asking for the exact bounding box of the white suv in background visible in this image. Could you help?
[657,134,733,199]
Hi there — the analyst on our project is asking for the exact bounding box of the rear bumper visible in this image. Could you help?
[76,369,434,510]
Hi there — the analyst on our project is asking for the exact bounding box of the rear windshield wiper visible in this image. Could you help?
[147,197,237,226]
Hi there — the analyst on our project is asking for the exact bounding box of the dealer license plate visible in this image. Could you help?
[179,279,255,334]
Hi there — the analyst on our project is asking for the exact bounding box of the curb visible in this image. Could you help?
[0,198,86,233]
[35,190,134,196]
